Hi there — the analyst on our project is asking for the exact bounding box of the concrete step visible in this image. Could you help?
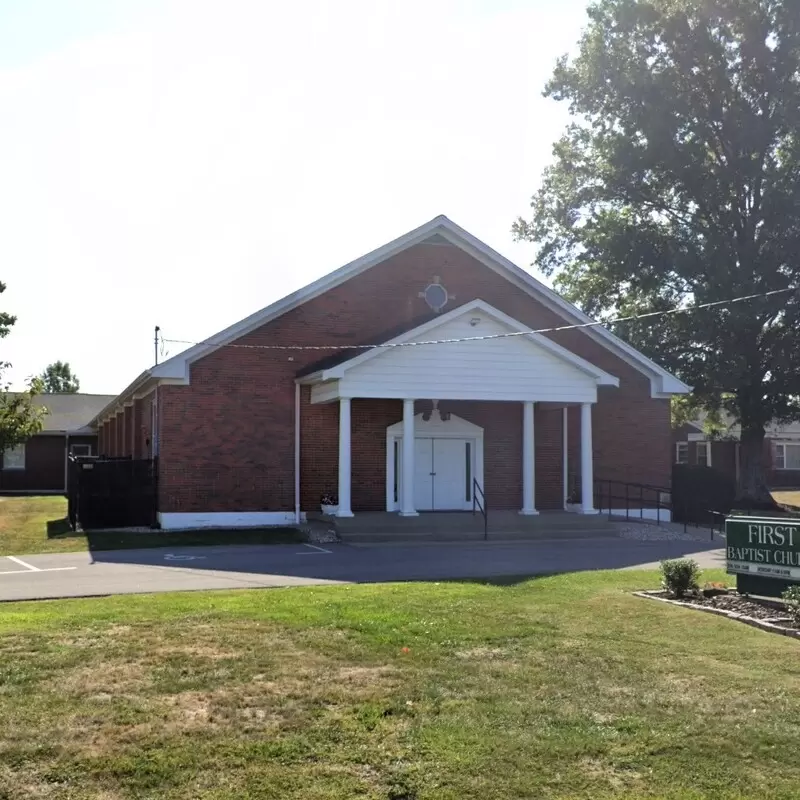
[338,527,619,544]
[330,511,615,535]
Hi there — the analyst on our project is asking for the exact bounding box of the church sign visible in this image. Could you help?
[726,516,800,597]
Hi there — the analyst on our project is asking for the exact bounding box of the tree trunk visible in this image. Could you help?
[736,426,780,511]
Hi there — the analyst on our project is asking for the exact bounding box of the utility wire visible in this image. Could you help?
[160,286,795,353]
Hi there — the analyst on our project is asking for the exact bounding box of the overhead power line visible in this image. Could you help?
[159,286,795,354]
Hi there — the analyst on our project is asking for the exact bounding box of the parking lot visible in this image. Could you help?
[0,536,727,603]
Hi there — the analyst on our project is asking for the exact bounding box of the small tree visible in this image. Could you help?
[0,374,47,456]
[39,361,80,394]
[0,281,48,454]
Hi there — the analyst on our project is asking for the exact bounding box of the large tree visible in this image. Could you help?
[0,282,46,453]
[514,0,800,506]
[39,361,80,394]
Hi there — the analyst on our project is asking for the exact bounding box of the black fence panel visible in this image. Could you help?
[68,456,158,530]
[671,464,736,525]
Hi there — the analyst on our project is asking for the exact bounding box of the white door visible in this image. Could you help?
[414,438,434,511]
[404,437,471,511]
[432,439,468,510]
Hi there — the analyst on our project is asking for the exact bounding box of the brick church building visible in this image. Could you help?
[93,216,688,529]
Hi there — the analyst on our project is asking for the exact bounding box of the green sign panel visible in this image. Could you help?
[726,516,800,586]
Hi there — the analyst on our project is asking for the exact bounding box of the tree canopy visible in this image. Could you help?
[0,283,46,452]
[514,0,800,504]
[39,361,80,394]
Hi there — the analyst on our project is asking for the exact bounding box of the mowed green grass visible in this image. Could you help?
[0,496,303,556]
[0,495,78,555]
[1,570,799,799]
[772,490,800,508]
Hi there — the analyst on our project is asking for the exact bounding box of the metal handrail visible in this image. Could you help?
[472,478,487,540]
[574,474,723,540]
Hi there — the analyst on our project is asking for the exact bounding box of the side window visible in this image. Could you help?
[2,444,25,470]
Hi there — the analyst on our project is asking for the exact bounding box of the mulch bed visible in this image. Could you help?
[635,589,800,640]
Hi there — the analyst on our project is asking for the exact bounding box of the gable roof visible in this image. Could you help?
[93,215,689,423]
[23,393,117,434]
[298,299,620,387]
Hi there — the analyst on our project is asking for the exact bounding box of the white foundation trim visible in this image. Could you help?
[158,511,303,530]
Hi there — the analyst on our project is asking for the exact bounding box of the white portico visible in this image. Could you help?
[298,300,619,517]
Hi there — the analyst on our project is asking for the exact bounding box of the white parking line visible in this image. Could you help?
[0,556,77,576]
[295,543,332,555]
[7,555,40,571]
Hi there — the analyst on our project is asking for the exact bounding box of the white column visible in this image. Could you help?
[562,407,568,509]
[580,402,595,514]
[400,399,418,516]
[520,401,538,515]
[337,397,353,517]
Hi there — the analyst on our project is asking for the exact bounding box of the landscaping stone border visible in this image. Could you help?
[634,590,800,640]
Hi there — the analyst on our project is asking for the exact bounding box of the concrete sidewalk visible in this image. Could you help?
[0,536,727,603]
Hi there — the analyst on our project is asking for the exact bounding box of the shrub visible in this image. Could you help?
[660,558,701,598]
[782,585,800,626]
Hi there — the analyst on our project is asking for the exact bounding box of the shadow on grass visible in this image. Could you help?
[46,518,84,540]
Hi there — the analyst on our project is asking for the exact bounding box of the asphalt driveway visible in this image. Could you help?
[0,536,726,602]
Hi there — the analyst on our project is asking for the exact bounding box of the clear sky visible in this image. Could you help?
[0,0,589,394]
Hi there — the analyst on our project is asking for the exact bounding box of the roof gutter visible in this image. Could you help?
[89,370,153,427]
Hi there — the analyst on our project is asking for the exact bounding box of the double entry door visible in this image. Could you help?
[412,437,473,511]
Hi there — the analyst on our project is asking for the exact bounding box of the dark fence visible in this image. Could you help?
[671,464,736,525]
[68,456,158,530]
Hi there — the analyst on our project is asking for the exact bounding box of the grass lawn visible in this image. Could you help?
[0,496,303,556]
[1,569,799,799]
[772,490,800,508]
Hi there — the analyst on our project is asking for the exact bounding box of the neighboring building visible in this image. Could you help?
[1,393,116,494]
[672,417,800,488]
[91,215,689,529]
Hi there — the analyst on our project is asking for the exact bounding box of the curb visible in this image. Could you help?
[633,590,800,640]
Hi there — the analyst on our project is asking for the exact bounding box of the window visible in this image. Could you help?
[675,442,688,465]
[696,442,711,467]
[70,443,92,457]
[775,443,800,470]
[2,444,25,470]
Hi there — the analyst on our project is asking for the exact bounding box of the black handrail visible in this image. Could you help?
[574,474,723,540]
[472,478,487,540]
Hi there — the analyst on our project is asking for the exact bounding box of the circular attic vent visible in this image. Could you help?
[423,282,449,312]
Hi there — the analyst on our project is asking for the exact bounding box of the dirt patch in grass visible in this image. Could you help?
[51,661,152,697]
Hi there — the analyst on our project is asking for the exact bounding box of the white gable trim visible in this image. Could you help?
[302,299,619,387]
[148,215,688,397]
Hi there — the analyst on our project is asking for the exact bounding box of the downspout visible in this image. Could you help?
[562,407,568,509]
[294,382,301,524]
[63,432,70,494]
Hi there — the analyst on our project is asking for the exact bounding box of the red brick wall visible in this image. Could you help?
[137,392,155,460]
[107,417,116,457]
[0,433,96,493]
[157,242,672,513]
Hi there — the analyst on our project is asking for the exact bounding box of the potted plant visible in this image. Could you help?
[320,492,339,516]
